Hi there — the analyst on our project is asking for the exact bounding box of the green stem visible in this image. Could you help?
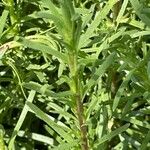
[76,90,88,150]
[69,53,89,150]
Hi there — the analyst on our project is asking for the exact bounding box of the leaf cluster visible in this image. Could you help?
[0,0,150,149]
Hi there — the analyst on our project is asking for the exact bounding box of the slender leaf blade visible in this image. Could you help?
[8,90,36,150]
[0,9,9,38]
[113,70,134,111]
[26,102,74,143]
[94,123,130,148]
[18,38,68,63]
[79,0,117,48]
[140,130,150,150]
[84,52,116,98]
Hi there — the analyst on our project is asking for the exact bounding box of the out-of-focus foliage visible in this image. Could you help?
[0,0,150,149]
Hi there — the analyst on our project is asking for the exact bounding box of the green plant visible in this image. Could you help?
[0,0,150,149]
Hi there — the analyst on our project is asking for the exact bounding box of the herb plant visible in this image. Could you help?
[0,0,150,150]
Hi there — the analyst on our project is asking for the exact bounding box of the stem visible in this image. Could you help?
[69,53,89,150]
[76,92,88,150]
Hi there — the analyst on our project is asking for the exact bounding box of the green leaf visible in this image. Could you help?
[44,125,63,144]
[108,27,126,43]
[58,62,65,77]
[96,105,108,139]
[83,52,116,98]
[8,90,36,150]
[40,0,59,16]
[79,0,117,48]
[31,11,65,34]
[85,95,98,120]
[23,82,72,98]
[130,0,150,26]
[120,18,145,29]
[122,93,142,117]
[51,141,78,150]
[113,70,134,111]
[0,125,5,150]
[0,44,9,59]
[116,0,129,26]
[0,9,9,39]
[95,40,109,58]
[6,60,27,99]
[34,71,46,83]
[131,31,150,38]
[147,61,150,80]
[26,102,74,143]
[17,130,54,146]
[121,133,141,149]
[0,98,11,112]
[47,102,77,121]
[94,123,130,148]
[140,130,150,150]
[121,117,150,129]
[72,15,82,49]
[61,0,72,28]
[18,38,68,63]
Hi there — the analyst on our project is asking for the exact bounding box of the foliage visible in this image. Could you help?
[0,0,150,149]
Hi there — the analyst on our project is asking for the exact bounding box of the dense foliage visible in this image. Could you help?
[0,0,150,149]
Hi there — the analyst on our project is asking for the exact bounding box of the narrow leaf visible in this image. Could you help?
[26,102,74,143]
[23,82,72,98]
[8,90,36,150]
[94,123,130,148]
[130,0,150,26]
[0,125,5,150]
[51,141,78,150]
[79,0,117,48]
[47,102,76,121]
[140,130,150,150]
[116,0,129,26]
[17,130,54,145]
[113,70,134,111]
[83,52,116,98]
[41,0,59,15]
[131,31,150,38]
[121,117,150,129]
[18,38,68,63]
[0,9,9,38]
